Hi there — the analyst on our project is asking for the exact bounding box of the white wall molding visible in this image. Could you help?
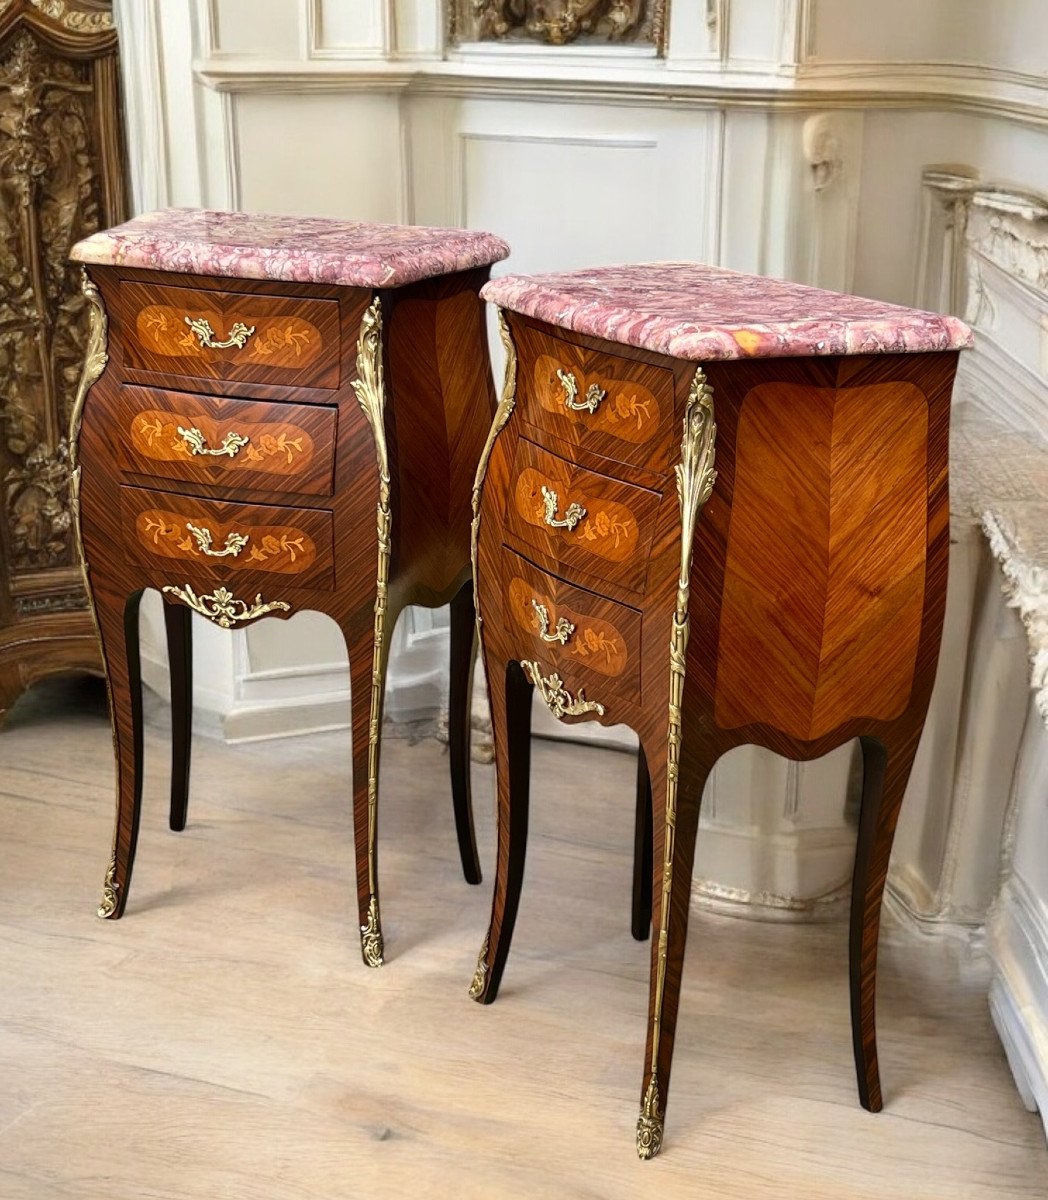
[192,54,1048,129]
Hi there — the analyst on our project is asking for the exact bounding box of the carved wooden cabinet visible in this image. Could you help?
[468,263,972,1157]
[0,0,125,722]
[69,209,508,965]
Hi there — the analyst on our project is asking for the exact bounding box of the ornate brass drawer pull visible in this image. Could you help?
[185,522,249,558]
[557,368,606,414]
[162,583,290,628]
[177,425,250,458]
[183,315,256,350]
[541,484,586,532]
[521,660,605,719]
[531,598,574,645]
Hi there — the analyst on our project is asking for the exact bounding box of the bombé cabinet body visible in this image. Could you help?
[69,209,508,965]
[467,264,972,1157]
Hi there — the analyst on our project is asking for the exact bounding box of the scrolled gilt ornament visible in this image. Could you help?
[161,584,290,628]
[352,297,391,964]
[360,895,384,968]
[636,1074,663,1159]
[468,933,490,999]
[520,660,605,719]
[97,855,117,919]
[638,365,717,1159]
[471,309,518,625]
[68,269,108,471]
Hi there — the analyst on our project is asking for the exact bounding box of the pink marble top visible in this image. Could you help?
[482,263,973,361]
[71,208,509,289]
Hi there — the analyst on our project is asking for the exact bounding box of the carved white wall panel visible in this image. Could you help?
[725,0,798,71]
[233,93,403,219]
[309,0,388,58]
[804,0,1047,82]
[405,96,720,274]
[211,0,306,58]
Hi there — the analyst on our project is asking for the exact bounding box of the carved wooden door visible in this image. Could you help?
[0,0,126,721]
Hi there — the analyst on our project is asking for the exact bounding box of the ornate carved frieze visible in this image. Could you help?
[448,0,667,50]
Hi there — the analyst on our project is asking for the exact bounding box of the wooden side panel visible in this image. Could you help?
[714,380,928,740]
[814,383,927,736]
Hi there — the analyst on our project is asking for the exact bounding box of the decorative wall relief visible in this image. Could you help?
[0,0,125,718]
[448,0,667,51]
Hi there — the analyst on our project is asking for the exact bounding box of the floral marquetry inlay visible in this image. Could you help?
[508,577,628,677]
[535,356,660,444]
[129,411,315,476]
[515,467,639,562]
[134,509,317,575]
[135,307,323,368]
[448,0,666,50]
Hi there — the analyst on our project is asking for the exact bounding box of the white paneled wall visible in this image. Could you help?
[113,0,1048,1133]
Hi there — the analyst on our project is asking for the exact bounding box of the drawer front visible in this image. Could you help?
[114,388,337,497]
[120,486,334,591]
[502,549,641,706]
[519,325,675,472]
[119,281,341,389]
[505,438,661,594]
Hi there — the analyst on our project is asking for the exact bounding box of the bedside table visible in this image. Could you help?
[468,264,972,1156]
[69,209,508,966]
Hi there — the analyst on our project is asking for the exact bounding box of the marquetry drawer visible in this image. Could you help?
[502,547,642,707]
[117,281,341,390]
[504,437,662,595]
[119,485,334,591]
[517,323,676,473]
[112,387,337,497]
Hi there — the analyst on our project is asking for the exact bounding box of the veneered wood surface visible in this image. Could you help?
[114,386,337,496]
[470,303,961,1158]
[515,318,680,474]
[77,262,497,949]
[714,380,928,740]
[502,548,642,702]
[116,279,341,390]
[120,484,333,589]
[506,436,664,595]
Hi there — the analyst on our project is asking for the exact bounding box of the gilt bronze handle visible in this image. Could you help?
[184,315,256,350]
[531,598,574,645]
[541,485,586,532]
[185,522,249,558]
[177,425,250,458]
[557,368,605,414]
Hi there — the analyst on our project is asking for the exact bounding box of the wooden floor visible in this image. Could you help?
[0,677,1043,1199]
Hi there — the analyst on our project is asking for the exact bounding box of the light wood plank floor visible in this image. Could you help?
[0,677,1043,1199]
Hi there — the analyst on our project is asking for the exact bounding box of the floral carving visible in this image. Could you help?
[0,27,107,576]
[450,0,666,49]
